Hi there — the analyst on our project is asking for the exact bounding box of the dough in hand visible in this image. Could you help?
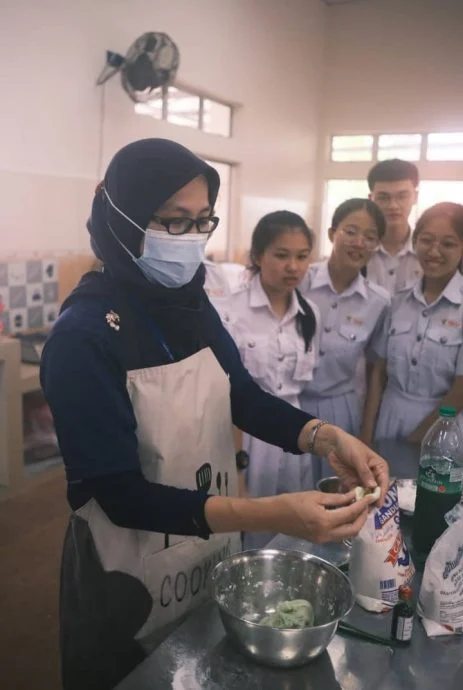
[260,599,315,629]
[354,485,380,502]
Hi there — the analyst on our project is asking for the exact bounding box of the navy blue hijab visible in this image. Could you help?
[91,138,219,301]
[65,139,220,362]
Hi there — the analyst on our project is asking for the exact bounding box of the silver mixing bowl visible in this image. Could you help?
[211,549,354,667]
[316,476,344,494]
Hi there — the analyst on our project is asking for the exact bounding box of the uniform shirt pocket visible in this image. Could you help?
[425,326,463,374]
[241,334,270,381]
[338,323,370,352]
[386,320,413,362]
[384,320,414,388]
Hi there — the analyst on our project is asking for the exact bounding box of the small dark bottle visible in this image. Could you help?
[391,585,414,645]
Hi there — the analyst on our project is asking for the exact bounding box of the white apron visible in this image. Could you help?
[60,346,240,690]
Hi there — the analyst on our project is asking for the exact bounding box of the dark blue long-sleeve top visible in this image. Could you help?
[40,274,314,538]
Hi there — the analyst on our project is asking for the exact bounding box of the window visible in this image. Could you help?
[166,88,200,129]
[203,99,232,137]
[135,86,233,137]
[377,134,421,161]
[134,99,163,120]
[331,135,373,162]
[204,160,232,261]
[417,181,463,215]
[330,131,463,163]
[427,133,463,161]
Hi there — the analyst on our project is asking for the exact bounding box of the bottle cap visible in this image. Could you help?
[398,584,413,600]
[439,406,457,417]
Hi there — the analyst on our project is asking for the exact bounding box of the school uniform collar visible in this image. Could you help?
[310,260,368,300]
[249,273,303,319]
[375,230,415,258]
[411,270,463,307]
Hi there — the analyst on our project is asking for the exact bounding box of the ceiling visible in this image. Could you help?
[321,0,370,5]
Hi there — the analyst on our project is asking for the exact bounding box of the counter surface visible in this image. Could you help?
[115,441,463,690]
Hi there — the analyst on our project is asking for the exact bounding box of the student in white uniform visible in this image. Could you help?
[203,259,231,302]
[367,159,422,292]
[220,211,320,548]
[300,199,390,481]
[362,202,463,451]
[204,259,247,307]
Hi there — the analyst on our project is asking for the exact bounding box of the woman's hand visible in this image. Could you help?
[326,427,389,506]
[276,489,375,544]
[205,488,375,544]
[300,421,390,506]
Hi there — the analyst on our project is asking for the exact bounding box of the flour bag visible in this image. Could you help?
[418,503,463,637]
[349,482,415,612]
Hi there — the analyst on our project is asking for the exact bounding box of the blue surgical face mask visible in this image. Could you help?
[136,228,208,287]
[103,189,208,287]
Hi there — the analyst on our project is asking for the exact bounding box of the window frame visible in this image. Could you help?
[203,158,235,262]
[135,84,234,138]
[329,132,463,165]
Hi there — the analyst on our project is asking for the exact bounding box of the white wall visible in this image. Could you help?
[322,0,463,134]
[0,0,326,257]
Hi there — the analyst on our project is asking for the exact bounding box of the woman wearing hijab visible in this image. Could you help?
[40,139,389,690]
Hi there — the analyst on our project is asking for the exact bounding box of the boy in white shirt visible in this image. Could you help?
[367,159,422,293]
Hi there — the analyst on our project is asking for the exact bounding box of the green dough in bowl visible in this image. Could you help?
[260,599,315,629]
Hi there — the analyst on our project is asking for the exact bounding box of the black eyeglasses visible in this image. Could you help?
[151,215,220,235]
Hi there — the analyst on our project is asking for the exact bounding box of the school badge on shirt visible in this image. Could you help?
[346,315,364,326]
[442,318,462,328]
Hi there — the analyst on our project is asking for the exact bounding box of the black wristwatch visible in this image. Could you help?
[235,450,250,470]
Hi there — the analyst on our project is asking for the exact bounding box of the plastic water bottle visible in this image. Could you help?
[412,407,463,566]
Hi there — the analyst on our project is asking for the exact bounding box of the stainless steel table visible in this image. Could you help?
[116,441,463,690]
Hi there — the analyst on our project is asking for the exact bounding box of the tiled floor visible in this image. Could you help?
[0,474,69,690]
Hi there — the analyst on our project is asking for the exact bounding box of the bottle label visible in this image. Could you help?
[396,616,413,641]
[417,467,463,495]
[450,468,463,483]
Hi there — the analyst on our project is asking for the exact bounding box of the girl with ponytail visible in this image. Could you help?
[220,210,319,549]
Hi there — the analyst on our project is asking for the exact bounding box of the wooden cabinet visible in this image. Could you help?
[0,337,63,501]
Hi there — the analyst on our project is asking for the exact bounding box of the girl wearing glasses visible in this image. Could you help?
[362,202,463,448]
[219,211,320,549]
[40,139,388,690]
[300,199,389,481]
